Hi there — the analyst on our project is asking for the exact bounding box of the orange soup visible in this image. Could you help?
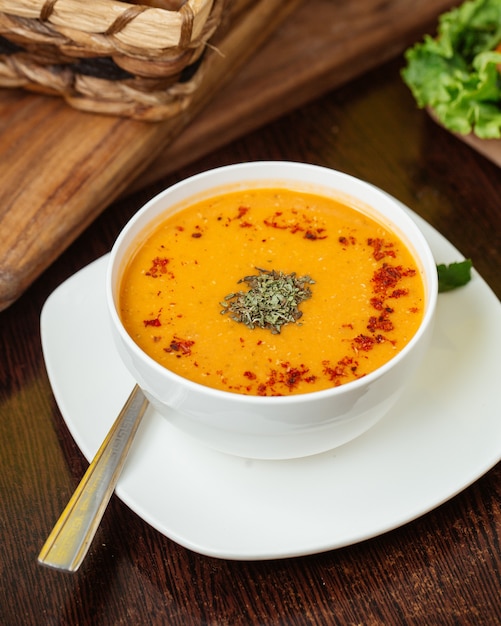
[119,188,425,396]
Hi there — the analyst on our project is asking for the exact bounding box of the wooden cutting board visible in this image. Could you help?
[0,0,460,311]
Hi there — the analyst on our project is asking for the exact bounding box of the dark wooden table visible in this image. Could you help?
[1,56,500,625]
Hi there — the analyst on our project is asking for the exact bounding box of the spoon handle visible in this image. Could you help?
[38,385,149,572]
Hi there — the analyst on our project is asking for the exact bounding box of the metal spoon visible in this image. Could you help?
[38,385,149,572]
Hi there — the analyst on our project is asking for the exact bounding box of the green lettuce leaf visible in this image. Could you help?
[402,0,501,138]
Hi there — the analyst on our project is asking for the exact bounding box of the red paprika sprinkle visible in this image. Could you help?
[390,288,409,299]
[164,336,195,356]
[280,362,313,389]
[146,256,170,277]
[372,264,403,294]
[322,362,347,382]
[143,317,161,327]
[338,356,357,367]
[370,296,384,310]
[403,268,417,277]
[367,314,394,333]
[236,206,250,219]
[352,334,382,351]
[338,235,356,246]
[367,237,396,261]
[264,214,288,230]
[304,230,327,240]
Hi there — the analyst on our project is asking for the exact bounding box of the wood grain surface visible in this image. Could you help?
[1,54,499,626]
[0,0,300,311]
[0,0,461,311]
[441,125,501,167]
[140,0,465,185]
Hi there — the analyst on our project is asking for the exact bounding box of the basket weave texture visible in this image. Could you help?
[0,0,225,120]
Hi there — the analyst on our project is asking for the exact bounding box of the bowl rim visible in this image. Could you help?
[106,160,438,406]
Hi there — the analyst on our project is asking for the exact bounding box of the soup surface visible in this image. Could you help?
[119,187,425,396]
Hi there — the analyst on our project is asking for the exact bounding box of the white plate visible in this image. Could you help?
[41,206,501,561]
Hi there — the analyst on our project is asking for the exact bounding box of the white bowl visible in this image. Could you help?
[106,162,437,459]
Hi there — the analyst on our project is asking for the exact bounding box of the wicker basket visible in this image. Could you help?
[0,0,226,120]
